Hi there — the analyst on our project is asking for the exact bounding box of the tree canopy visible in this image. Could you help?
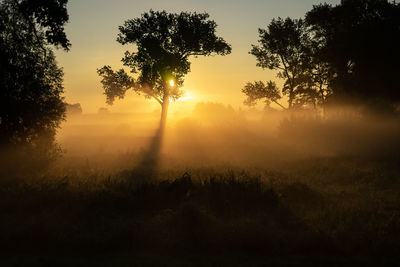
[306,0,400,110]
[98,10,231,128]
[244,0,400,113]
[0,0,69,156]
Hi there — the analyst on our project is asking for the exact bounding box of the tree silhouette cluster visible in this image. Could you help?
[243,0,400,112]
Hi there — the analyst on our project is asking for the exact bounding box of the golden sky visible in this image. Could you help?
[56,0,340,114]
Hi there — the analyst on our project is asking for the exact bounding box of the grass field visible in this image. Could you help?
[1,154,399,266]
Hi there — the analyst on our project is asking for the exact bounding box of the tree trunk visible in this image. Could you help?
[160,96,169,133]
[288,93,294,109]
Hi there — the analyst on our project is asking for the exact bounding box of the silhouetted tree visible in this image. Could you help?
[242,81,287,110]
[247,18,323,110]
[98,10,231,130]
[0,0,69,160]
[306,0,400,111]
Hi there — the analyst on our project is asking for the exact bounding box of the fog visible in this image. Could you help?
[54,102,400,176]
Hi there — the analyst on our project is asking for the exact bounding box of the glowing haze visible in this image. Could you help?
[56,0,340,114]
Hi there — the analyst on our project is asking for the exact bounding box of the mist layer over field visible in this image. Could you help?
[55,102,400,176]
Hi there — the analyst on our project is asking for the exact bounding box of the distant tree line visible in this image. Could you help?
[243,0,400,113]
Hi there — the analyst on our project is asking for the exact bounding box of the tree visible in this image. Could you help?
[306,0,400,111]
[0,0,69,162]
[242,81,286,110]
[244,17,332,111]
[98,10,231,130]
[246,18,316,110]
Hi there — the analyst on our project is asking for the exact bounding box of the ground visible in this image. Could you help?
[1,155,399,266]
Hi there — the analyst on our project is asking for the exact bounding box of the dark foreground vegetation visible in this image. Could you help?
[1,155,399,266]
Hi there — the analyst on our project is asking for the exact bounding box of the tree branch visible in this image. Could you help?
[138,86,163,106]
[273,100,288,110]
[280,54,295,107]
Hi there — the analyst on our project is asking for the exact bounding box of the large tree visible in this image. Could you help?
[0,0,69,162]
[98,10,231,130]
[306,0,400,111]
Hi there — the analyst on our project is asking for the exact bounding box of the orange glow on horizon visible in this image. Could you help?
[177,91,195,102]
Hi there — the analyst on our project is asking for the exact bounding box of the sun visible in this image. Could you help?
[169,80,175,87]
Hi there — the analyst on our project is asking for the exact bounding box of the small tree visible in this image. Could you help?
[98,10,231,130]
[242,81,286,110]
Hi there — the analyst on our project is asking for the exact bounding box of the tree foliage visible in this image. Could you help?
[0,0,69,155]
[306,0,400,110]
[247,18,321,110]
[245,0,400,113]
[17,0,70,49]
[98,10,231,127]
[242,81,286,110]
